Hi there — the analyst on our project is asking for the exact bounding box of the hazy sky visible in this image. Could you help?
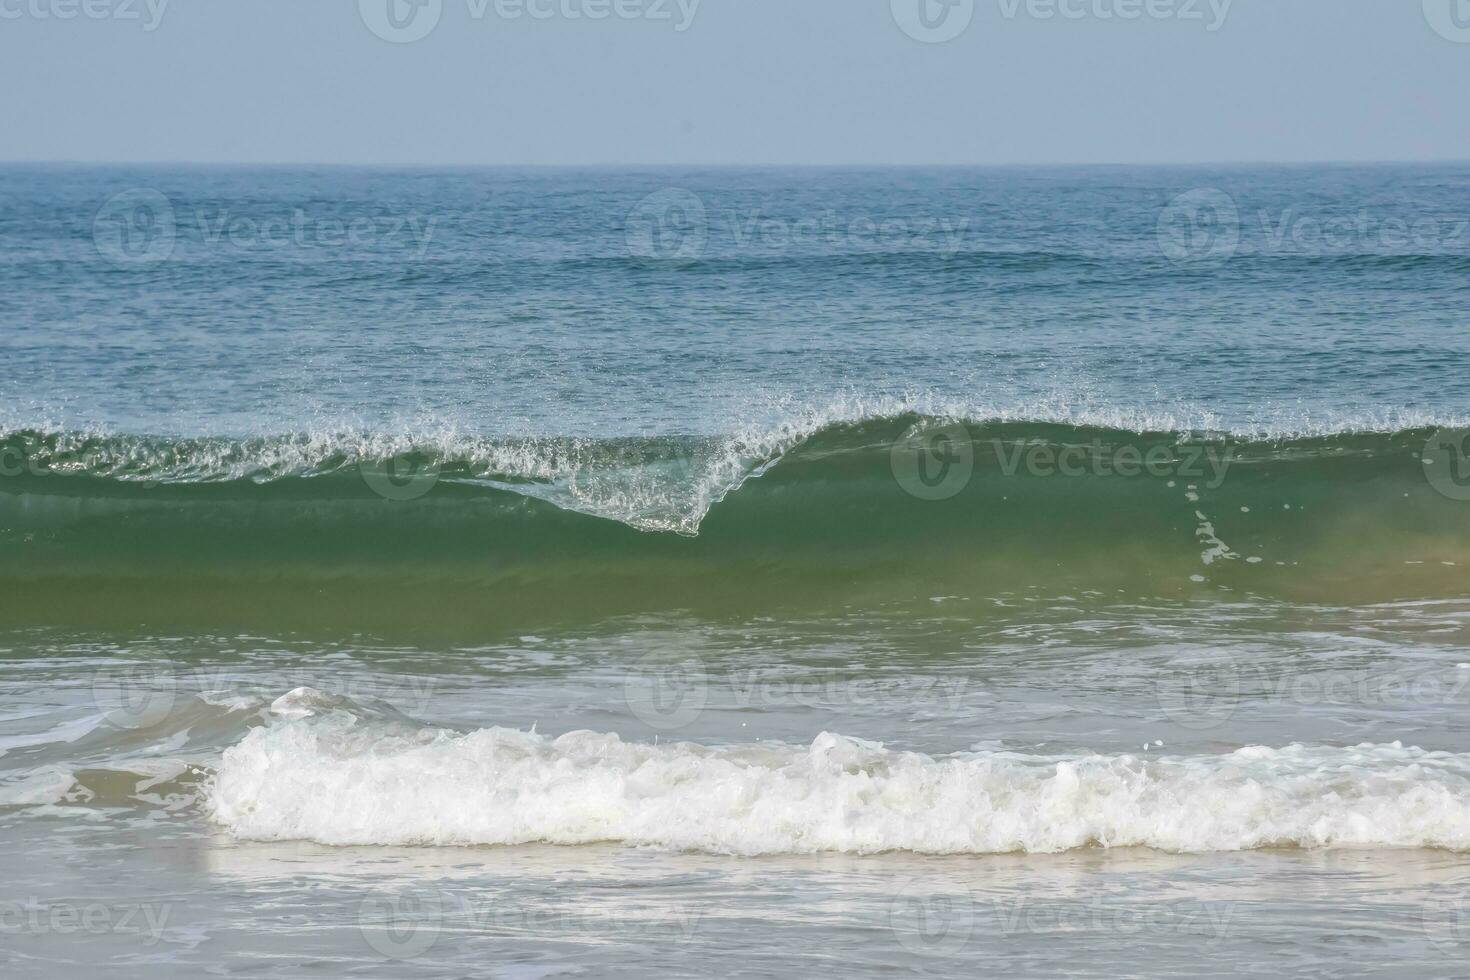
[2,0,1468,165]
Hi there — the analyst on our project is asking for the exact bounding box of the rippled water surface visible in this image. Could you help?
[3,164,1470,977]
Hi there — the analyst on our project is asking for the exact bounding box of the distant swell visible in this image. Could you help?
[205,689,1470,855]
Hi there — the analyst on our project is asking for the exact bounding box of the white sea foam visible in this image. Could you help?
[0,767,78,806]
[207,691,1470,855]
[5,391,1465,534]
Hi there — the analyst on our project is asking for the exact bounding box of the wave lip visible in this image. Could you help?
[0,424,809,534]
[3,413,1462,534]
[206,691,1470,855]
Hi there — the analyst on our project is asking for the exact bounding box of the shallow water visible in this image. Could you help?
[5,595,1470,975]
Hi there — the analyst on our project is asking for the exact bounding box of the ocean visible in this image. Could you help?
[2,162,1470,977]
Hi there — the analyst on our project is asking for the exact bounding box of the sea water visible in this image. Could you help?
[2,163,1470,977]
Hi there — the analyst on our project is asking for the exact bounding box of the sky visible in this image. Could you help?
[1,0,1468,165]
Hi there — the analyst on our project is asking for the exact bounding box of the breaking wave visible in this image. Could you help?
[3,413,1466,625]
[206,688,1470,855]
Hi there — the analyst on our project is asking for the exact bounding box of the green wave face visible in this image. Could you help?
[2,418,1467,636]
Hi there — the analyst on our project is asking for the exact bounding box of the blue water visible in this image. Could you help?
[3,163,1467,438]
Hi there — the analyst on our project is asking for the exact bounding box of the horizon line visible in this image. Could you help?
[3,157,1469,170]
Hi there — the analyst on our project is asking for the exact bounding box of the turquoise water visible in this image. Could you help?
[2,164,1470,977]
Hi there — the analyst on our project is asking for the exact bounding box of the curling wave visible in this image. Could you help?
[2,415,1467,629]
